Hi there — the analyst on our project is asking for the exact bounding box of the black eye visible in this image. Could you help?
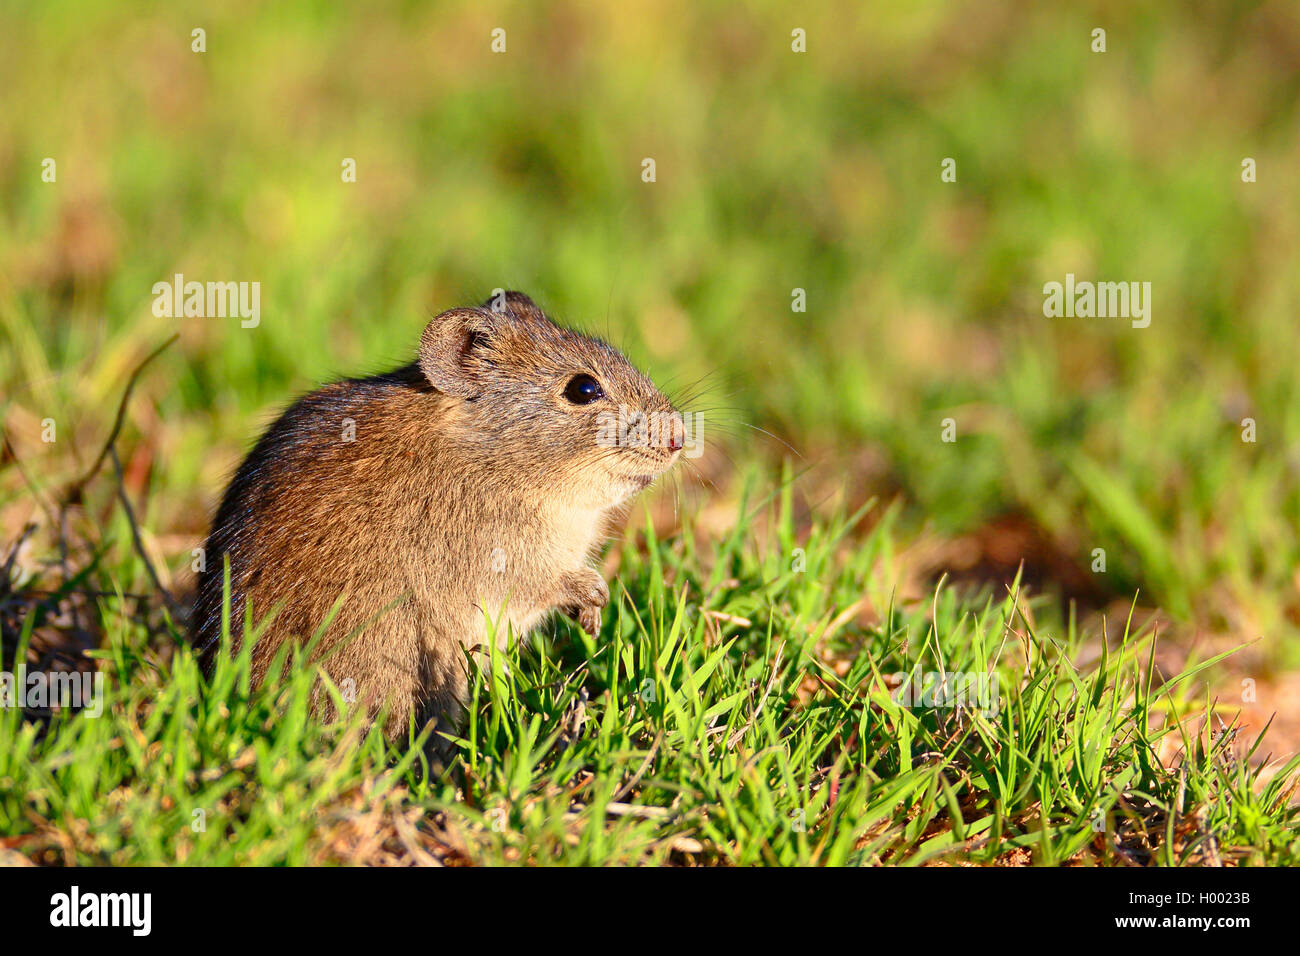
[563,374,603,405]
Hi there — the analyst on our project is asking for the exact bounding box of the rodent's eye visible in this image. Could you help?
[563,373,604,405]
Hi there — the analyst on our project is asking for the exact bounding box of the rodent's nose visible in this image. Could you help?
[666,418,685,452]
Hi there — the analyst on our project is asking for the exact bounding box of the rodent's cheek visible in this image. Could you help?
[578,419,616,455]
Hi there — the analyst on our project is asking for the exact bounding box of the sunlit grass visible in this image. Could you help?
[3,487,1295,865]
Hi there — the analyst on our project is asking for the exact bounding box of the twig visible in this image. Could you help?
[2,523,38,583]
[601,802,673,820]
[65,334,178,502]
[611,730,664,804]
[109,445,183,625]
[1,431,60,528]
[726,640,785,749]
[702,610,752,628]
[52,335,182,630]
[393,810,443,867]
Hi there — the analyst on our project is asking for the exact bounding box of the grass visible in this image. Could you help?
[4,2,1300,650]
[3,479,1296,866]
[3,1,1300,865]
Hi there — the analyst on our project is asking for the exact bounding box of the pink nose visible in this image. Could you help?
[667,423,684,451]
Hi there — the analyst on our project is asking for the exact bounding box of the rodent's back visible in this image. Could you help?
[193,364,448,668]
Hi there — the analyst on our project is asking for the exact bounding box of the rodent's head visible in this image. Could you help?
[418,291,684,510]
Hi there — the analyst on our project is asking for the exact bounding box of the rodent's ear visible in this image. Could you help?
[482,290,548,325]
[418,307,496,398]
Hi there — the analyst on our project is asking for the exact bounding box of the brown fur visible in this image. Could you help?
[192,292,680,742]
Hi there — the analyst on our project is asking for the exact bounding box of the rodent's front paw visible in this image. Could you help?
[575,604,603,637]
[558,568,609,636]
[559,567,609,609]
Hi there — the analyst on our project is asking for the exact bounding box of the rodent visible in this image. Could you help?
[191,291,683,743]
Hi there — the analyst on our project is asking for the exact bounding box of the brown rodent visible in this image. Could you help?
[192,291,683,743]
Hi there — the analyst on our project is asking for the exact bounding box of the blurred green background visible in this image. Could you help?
[3,1,1299,659]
